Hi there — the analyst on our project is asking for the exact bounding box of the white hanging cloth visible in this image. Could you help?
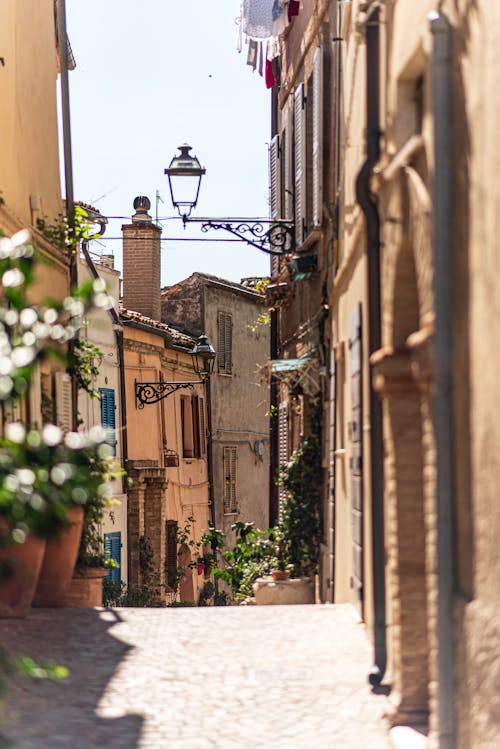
[242,0,280,41]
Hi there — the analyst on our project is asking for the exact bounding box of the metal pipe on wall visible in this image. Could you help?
[354,4,387,686]
[429,11,456,748]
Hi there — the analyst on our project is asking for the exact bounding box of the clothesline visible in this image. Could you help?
[236,0,302,89]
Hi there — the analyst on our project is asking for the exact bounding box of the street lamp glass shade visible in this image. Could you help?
[190,334,216,379]
[164,143,206,217]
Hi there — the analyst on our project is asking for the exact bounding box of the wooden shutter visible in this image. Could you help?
[217,312,225,371]
[55,371,72,433]
[278,402,289,517]
[224,314,232,374]
[104,531,122,584]
[197,396,207,458]
[269,134,281,221]
[294,83,306,246]
[181,395,194,458]
[312,46,324,228]
[284,106,294,221]
[217,311,233,375]
[99,387,117,455]
[165,520,178,590]
[223,446,237,514]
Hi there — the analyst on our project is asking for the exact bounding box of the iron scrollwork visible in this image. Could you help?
[190,219,295,255]
[135,380,199,409]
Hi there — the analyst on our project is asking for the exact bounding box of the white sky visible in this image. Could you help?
[65,0,272,287]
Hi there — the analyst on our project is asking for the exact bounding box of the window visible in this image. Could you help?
[278,403,289,517]
[294,83,306,246]
[217,311,233,375]
[312,46,324,228]
[55,371,72,433]
[99,387,117,455]
[104,532,121,584]
[180,394,206,459]
[165,520,178,590]
[223,446,238,514]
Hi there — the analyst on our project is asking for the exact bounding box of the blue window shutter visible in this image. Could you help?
[99,388,116,455]
[104,531,121,583]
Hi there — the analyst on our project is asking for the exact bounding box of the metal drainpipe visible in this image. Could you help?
[269,86,280,527]
[201,294,217,590]
[429,11,456,749]
[58,0,78,430]
[354,5,387,686]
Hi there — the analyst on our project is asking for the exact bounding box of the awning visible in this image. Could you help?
[260,352,320,395]
[270,356,313,373]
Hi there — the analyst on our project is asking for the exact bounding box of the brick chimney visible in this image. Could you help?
[122,196,161,320]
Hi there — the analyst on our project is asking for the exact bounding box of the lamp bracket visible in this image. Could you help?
[185,218,295,256]
[135,380,201,409]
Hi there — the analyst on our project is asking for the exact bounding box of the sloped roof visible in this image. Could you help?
[120,307,195,349]
[162,272,264,300]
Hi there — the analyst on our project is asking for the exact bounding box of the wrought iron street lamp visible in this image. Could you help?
[164,144,206,218]
[190,333,216,379]
[164,144,294,256]
[134,333,215,409]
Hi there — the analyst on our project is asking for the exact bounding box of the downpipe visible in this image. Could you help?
[429,11,456,749]
[354,5,387,687]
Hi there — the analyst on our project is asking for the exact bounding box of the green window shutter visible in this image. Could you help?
[99,388,116,455]
[104,532,121,584]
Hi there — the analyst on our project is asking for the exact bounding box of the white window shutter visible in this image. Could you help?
[278,402,289,518]
[29,364,42,429]
[284,106,294,221]
[269,134,281,221]
[55,372,72,433]
[312,46,324,228]
[294,84,306,246]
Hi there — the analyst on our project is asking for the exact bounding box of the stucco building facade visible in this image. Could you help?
[161,273,270,546]
[120,201,211,603]
[266,0,500,746]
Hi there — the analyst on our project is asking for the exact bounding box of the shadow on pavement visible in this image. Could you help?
[0,607,143,748]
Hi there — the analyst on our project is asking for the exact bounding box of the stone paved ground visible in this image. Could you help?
[0,604,392,749]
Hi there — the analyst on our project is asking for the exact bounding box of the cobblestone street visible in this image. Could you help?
[0,604,392,749]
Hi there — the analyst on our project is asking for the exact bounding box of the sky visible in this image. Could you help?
[64,0,272,287]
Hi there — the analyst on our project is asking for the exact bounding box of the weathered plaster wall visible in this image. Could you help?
[0,0,63,227]
[123,324,210,600]
[205,284,270,544]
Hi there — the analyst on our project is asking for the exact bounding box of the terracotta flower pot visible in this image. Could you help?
[0,534,46,618]
[64,566,108,608]
[271,569,290,581]
[32,505,85,607]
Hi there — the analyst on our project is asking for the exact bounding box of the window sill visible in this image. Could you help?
[223,511,239,516]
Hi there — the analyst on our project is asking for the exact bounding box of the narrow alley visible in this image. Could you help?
[0,604,392,749]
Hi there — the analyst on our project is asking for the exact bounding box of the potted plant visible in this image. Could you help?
[33,429,114,607]
[0,229,116,615]
[64,448,118,608]
[271,534,291,581]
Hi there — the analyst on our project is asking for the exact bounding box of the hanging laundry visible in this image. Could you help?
[247,39,259,70]
[288,0,300,21]
[242,0,275,40]
[237,2,243,53]
[265,57,276,88]
[272,0,283,21]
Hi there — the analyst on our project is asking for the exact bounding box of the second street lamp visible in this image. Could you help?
[134,333,215,409]
[164,143,295,256]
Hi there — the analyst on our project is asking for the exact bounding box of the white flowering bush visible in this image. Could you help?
[0,230,116,566]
